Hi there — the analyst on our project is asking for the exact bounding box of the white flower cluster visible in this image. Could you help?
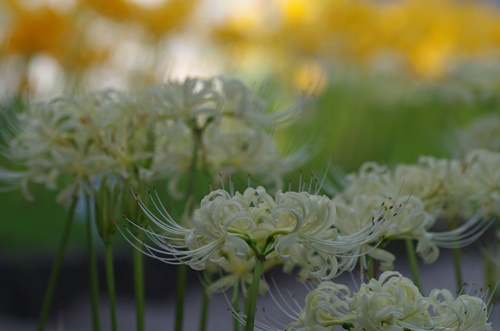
[334,149,497,266]
[122,185,400,281]
[456,113,500,154]
[0,77,306,203]
[279,271,492,331]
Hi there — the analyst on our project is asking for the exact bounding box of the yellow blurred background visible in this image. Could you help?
[3,0,500,97]
[2,0,500,328]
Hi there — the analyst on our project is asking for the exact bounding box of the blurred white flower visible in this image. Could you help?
[394,157,457,215]
[139,76,305,127]
[460,149,500,218]
[341,162,393,199]
[204,124,307,186]
[338,153,496,266]
[0,97,99,203]
[1,76,308,202]
[456,113,500,154]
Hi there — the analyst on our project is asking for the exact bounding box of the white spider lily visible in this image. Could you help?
[139,76,305,127]
[204,125,308,186]
[120,185,394,280]
[343,151,500,221]
[349,271,429,331]
[343,157,456,218]
[330,194,416,272]
[427,289,493,331]
[263,189,399,279]
[394,157,458,215]
[120,188,256,270]
[269,190,343,280]
[341,162,393,199]
[460,149,500,218]
[140,77,309,195]
[0,97,99,203]
[456,113,500,154]
[140,77,221,124]
[1,76,307,204]
[221,78,307,128]
[338,153,496,269]
[245,271,493,331]
[294,281,354,329]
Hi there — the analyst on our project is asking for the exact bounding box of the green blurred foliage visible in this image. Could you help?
[0,186,85,253]
[299,73,500,172]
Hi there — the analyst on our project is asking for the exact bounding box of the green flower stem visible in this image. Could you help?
[484,255,493,289]
[367,256,375,280]
[175,264,187,331]
[200,270,212,331]
[133,241,145,331]
[187,126,202,199]
[484,257,496,310]
[86,195,101,331]
[232,284,240,331]
[450,217,463,292]
[105,242,117,331]
[175,124,203,331]
[451,247,463,292]
[405,238,423,294]
[199,272,212,331]
[131,181,147,331]
[245,257,265,331]
[37,194,79,331]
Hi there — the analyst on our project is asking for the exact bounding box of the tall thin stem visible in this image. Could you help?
[244,257,264,331]
[105,242,117,331]
[367,256,375,280]
[133,241,145,331]
[174,264,187,331]
[451,247,463,292]
[131,183,147,331]
[199,272,211,331]
[450,217,463,292]
[175,125,203,331]
[37,194,79,331]
[405,238,423,294]
[86,195,101,331]
[187,126,202,200]
[232,284,240,331]
[484,257,496,312]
